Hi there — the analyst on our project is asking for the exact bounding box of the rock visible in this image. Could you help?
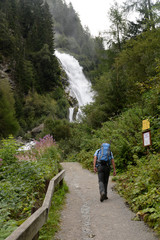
[31,123,44,134]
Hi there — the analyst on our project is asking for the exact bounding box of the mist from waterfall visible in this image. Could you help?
[55,50,94,122]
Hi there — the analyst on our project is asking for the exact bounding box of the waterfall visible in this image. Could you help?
[69,107,74,122]
[55,50,94,122]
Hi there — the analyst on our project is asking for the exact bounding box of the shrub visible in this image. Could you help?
[0,135,19,165]
[43,119,71,141]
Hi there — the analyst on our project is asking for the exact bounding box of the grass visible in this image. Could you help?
[39,182,69,240]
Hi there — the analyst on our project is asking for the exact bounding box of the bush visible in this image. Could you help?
[43,119,71,141]
[0,135,19,165]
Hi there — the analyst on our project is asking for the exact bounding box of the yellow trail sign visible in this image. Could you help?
[142,119,150,131]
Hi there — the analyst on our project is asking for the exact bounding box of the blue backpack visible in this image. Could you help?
[98,143,111,163]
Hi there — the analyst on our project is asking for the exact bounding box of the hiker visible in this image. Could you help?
[93,143,116,202]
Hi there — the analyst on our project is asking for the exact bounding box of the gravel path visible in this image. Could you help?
[54,162,159,240]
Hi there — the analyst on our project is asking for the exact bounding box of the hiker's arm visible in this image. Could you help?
[93,156,97,173]
[111,158,116,176]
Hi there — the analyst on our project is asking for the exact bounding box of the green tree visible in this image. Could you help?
[0,11,15,57]
[124,0,160,31]
[106,1,128,51]
[15,59,35,94]
[0,79,19,138]
[115,28,160,104]
[31,44,60,92]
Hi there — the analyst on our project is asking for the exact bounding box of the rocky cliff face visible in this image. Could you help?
[0,62,15,90]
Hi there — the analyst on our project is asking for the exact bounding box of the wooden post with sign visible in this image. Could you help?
[142,119,152,152]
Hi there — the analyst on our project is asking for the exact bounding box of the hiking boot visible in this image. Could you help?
[104,195,108,200]
[100,192,105,202]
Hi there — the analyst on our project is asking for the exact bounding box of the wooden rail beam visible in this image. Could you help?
[5,207,47,240]
[42,169,65,212]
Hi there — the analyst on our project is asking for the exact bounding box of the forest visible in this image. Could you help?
[0,0,160,239]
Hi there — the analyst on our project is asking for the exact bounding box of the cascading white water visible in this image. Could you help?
[55,50,94,122]
[69,107,74,122]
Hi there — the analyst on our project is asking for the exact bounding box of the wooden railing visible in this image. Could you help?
[5,170,65,240]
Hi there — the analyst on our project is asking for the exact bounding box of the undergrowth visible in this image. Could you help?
[114,153,160,235]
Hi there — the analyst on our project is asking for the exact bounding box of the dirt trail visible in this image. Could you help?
[54,162,159,240]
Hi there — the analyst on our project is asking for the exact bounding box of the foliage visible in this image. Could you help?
[17,91,57,132]
[56,97,70,119]
[30,44,60,93]
[0,161,45,238]
[39,183,68,240]
[114,29,160,103]
[0,10,15,57]
[84,27,160,128]
[0,135,62,239]
[42,118,71,142]
[57,122,97,160]
[0,79,19,138]
[75,150,95,171]
[83,68,127,128]
[114,153,160,233]
[13,88,70,136]
[0,135,19,165]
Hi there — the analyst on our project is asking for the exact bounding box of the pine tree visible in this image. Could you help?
[0,78,19,138]
[124,0,160,31]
